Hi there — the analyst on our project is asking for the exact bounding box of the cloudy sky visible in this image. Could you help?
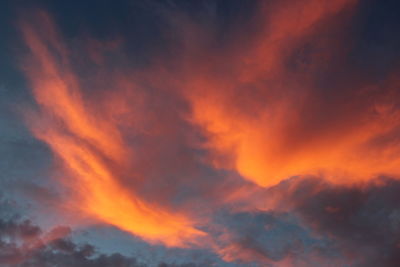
[1,0,400,266]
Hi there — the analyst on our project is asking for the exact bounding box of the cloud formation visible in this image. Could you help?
[2,0,400,266]
[20,10,205,247]
[0,214,204,267]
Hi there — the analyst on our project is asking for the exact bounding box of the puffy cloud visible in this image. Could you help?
[0,200,207,267]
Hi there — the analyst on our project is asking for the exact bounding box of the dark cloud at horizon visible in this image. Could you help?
[0,200,208,267]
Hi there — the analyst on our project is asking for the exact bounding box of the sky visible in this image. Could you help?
[1,0,400,266]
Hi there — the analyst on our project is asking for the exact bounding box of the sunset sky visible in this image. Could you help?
[1,0,400,266]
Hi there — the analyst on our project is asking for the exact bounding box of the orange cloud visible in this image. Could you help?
[18,3,400,265]
[20,11,204,247]
[181,0,400,187]
[14,0,400,266]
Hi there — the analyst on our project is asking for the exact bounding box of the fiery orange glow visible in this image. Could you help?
[20,11,204,247]
[183,0,400,187]
[13,1,400,265]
